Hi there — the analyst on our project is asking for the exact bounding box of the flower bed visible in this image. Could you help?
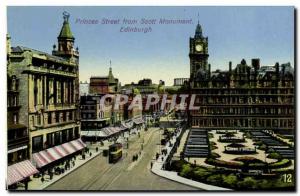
[169,160,295,190]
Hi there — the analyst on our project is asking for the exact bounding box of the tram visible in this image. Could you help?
[108,143,123,163]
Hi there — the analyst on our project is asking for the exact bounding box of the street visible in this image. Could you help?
[46,127,198,190]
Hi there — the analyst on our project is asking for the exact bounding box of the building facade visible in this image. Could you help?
[188,23,295,134]
[7,34,29,166]
[80,95,112,131]
[8,13,81,159]
[174,78,189,86]
[121,78,159,95]
[89,67,120,95]
[79,81,89,96]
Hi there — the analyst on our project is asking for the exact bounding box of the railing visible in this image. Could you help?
[164,124,187,169]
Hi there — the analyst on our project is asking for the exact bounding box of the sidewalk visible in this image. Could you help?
[24,127,146,190]
[151,128,231,191]
[17,140,113,190]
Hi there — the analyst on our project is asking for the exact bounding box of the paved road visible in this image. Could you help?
[46,128,198,191]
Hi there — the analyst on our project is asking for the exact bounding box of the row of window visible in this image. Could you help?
[8,149,27,165]
[193,107,294,116]
[81,111,105,119]
[195,97,294,105]
[193,81,294,88]
[80,104,112,111]
[33,75,75,106]
[192,88,294,95]
[191,118,294,128]
[31,111,75,128]
[81,122,109,130]
[7,95,18,107]
[8,128,28,141]
[32,59,76,74]
[32,127,80,153]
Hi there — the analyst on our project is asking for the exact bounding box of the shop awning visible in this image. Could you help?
[7,160,38,186]
[121,121,133,129]
[54,145,68,157]
[133,118,144,125]
[70,139,86,151]
[32,139,86,168]
[81,124,131,138]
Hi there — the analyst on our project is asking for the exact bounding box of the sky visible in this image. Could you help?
[7,6,294,86]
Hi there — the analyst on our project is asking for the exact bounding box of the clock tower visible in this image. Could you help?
[189,22,209,80]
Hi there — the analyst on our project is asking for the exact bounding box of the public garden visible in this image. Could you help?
[169,129,295,190]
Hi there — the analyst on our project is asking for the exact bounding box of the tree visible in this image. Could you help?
[267,152,282,160]
[133,88,140,95]
[237,177,257,189]
[222,174,238,187]
[179,164,192,177]
[207,174,223,184]
[193,167,211,181]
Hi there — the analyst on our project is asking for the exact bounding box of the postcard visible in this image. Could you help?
[6,6,295,191]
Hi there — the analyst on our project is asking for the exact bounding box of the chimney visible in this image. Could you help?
[229,61,232,72]
[275,62,280,76]
[251,58,260,70]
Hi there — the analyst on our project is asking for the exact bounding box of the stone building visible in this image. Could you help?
[80,95,112,131]
[8,13,82,164]
[173,78,189,86]
[89,67,120,95]
[79,81,89,96]
[121,79,158,95]
[188,23,295,134]
[7,34,29,166]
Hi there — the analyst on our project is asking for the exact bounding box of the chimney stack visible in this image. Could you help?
[251,58,260,70]
[229,61,232,72]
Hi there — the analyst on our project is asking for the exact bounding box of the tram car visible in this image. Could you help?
[108,143,123,163]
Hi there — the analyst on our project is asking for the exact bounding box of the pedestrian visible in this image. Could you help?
[150,162,153,169]
[24,179,28,190]
[161,157,164,162]
[41,176,45,183]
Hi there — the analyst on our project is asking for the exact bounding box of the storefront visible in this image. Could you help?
[7,160,38,189]
[32,138,86,169]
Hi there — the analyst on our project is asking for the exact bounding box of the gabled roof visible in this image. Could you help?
[11,46,68,62]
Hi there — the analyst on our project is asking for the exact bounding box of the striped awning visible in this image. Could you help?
[81,123,131,138]
[7,160,38,186]
[54,145,68,157]
[32,139,86,168]
[121,121,133,129]
[70,139,86,151]
[133,118,144,125]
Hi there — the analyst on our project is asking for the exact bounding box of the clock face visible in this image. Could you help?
[195,44,203,52]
